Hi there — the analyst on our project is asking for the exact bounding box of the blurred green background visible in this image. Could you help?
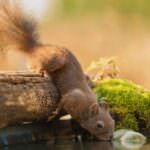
[1,0,150,89]
[58,0,150,18]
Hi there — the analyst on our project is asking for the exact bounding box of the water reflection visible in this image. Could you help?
[2,141,150,150]
[3,142,113,150]
[82,142,113,150]
[4,141,150,150]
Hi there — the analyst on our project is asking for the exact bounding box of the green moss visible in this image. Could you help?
[117,114,138,130]
[94,79,150,132]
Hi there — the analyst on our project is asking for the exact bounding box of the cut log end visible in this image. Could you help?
[0,72,60,128]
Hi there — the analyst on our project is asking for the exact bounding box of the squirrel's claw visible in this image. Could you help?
[52,110,59,115]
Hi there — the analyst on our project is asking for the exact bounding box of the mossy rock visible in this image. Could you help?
[94,79,150,135]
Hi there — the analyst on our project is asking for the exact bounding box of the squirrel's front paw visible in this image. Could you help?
[52,110,59,115]
[47,110,59,121]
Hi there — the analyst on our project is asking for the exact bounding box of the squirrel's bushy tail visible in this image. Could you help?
[0,0,39,53]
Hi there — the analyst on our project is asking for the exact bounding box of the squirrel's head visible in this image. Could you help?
[80,101,115,141]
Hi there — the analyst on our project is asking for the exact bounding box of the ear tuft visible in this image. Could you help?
[90,103,99,116]
[99,101,109,111]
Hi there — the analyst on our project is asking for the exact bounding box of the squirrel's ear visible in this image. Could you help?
[90,103,99,116]
[99,101,109,111]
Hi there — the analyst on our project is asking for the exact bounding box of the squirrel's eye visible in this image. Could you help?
[97,121,104,128]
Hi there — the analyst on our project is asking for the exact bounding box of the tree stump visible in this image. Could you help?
[0,72,59,128]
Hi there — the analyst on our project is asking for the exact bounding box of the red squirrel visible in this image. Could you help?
[0,1,114,140]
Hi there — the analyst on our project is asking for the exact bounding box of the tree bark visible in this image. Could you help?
[0,72,59,128]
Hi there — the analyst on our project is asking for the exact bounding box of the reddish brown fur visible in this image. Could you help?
[0,1,115,140]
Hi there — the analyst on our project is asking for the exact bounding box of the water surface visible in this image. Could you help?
[3,141,150,150]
